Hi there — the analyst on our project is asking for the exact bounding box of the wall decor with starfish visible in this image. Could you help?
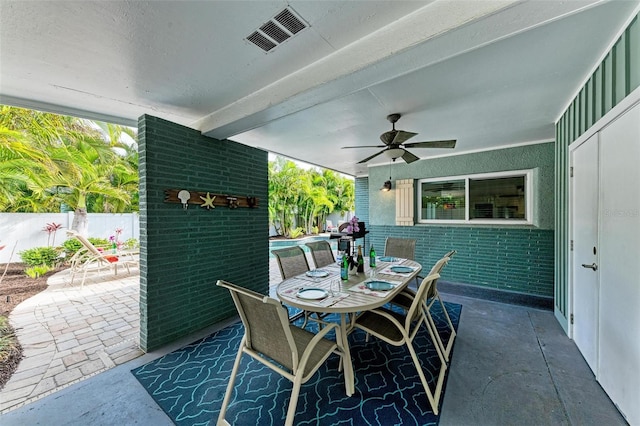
[164,189,259,210]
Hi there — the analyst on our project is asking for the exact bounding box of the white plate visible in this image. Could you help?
[306,269,329,278]
[365,281,395,291]
[390,266,414,274]
[296,288,329,300]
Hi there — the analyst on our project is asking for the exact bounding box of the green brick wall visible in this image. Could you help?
[139,115,268,351]
[367,225,554,297]
[360,142,555,298]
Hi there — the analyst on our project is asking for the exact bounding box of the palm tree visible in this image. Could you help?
[40,134,135,234]
[0,106,138,235]
[268,156,354,237]
[269,158,303,237]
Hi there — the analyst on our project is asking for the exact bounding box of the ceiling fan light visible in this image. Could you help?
[384,148,404,160]
[381,180,392,191]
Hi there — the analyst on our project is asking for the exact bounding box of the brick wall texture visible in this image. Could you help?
[367,225,554,297]
[138,115,268,351]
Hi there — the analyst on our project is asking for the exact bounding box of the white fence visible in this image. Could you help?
[0,213,140,264]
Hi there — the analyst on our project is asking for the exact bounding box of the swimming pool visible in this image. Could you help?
[269,235,338,257]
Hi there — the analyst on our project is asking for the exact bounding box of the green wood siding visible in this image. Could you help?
[554,14,639,321]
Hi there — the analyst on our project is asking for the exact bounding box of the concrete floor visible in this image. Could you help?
[0,290,627,425]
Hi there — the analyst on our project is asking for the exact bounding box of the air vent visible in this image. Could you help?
[247,31,276,52]
[274,8,306,34]
[246,7,307,53]
[260,21,290,44]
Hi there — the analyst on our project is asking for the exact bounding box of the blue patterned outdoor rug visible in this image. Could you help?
[132,302,461,426]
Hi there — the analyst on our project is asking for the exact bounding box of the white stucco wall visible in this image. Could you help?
[0,213,139,263]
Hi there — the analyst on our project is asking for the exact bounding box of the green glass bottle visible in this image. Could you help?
[369,245,376,268]
[341,252,349,281]
[356,245,364,273]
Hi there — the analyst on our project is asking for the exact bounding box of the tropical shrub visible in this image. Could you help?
[89,237,109,248]
[123,238,139,250]
[19,247,60,267]
[289,227,305,239]
[25,265,53,278]
[61,238,82,254]
[0,316,20,365]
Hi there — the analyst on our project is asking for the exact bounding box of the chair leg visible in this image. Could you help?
[436,293,457,360]
[217,336,246,426]
[81,269,88,289]
[301,311,310,328]
[285,376,303,426]
[406,339,446,415]
[424,306,448,362]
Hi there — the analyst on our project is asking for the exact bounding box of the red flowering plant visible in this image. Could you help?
[42,222,62,247]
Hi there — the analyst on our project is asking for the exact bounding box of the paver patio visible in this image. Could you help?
[1,268,142,412]
[1,256,290,413]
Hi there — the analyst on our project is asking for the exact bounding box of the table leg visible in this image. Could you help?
[340,313,355,396]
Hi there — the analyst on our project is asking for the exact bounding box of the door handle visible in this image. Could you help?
[581,263,598,271]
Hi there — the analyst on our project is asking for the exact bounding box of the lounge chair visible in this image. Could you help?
[66,229,138,288]
[325,220,339,232]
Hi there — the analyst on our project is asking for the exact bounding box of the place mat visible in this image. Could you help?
[305,291,350,307]
[348,279,402,297]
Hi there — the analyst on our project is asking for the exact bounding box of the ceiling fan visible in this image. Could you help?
[342,113,456,164]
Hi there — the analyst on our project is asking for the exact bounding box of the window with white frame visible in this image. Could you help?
[417,170,532,224]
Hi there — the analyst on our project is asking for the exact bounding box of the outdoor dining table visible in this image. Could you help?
[276,257,422,396]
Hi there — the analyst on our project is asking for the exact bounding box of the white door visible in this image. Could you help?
[597,102,640,426]
[571,133,599,373]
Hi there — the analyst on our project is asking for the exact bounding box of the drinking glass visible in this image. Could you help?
[330,278,341,297]
[368,268,377,281]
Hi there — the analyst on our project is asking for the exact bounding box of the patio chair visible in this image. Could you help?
[272,246,310,280]
[352,273,447,415]
[390,251,457,361]
[272,246,314,323]
[66,230,138,288]
[384,237,416,260]
[305,240,335,268]
[216,280,346,426]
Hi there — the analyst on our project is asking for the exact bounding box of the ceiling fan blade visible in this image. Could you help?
[380,130,417,145]
[403,139,456,149]
[357,149,387,164]
[380,131,396,145]
[392,130,418,144]
[401,150,420,164]
[342,145,387,149]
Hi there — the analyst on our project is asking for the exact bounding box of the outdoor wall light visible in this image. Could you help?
[381,180,392,191]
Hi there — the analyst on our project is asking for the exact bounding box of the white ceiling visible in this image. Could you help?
[1,0,638,176]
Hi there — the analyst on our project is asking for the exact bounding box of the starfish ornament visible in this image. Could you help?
[200,192,216,209]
